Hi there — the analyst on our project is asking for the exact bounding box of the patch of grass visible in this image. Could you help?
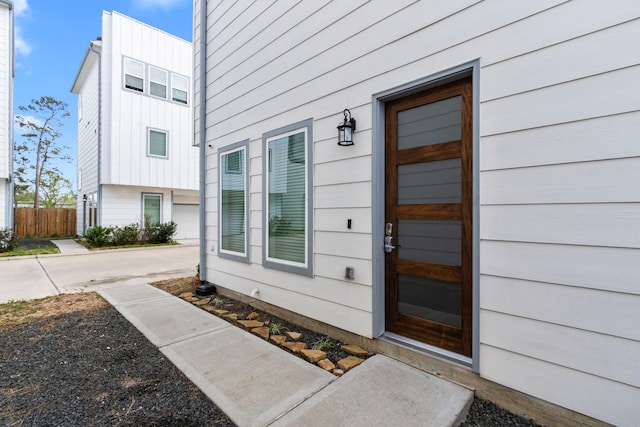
[269,322,287,335]
[312,336,335,351]
[0,293,108,327]
[0,247,59,257]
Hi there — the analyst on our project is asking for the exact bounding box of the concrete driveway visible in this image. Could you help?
[0,243,199,303]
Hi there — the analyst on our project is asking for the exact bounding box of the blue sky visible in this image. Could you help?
[13,0,193,190]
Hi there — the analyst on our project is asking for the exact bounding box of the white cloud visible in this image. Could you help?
[13,0,29,17]
[13,0,33,57]
[135,0,187,10]
[15,26,32,57]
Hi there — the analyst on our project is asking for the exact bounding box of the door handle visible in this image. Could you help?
[384,223,396,253]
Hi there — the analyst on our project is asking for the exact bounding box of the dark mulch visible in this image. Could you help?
[461,398,543,426]
[200,294,352,364]
[17,238,58,250]
[1,306,235,426]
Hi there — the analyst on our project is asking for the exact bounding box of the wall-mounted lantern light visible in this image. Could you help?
[337,109,356,146]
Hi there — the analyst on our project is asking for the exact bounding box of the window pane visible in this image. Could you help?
[398,158,461,204]
[149,130,167,157]
[150,67,167,98]
[172,74,189,104]
[150,82,167,98]
[172,89,188,104]
[397,96,461,150]
[397,274,462,328]
[267,131,306,264]
[125,75,144,92]
[221,149,245,254]
[144,195,161,225]
[398,220,461,266]
[124,58,144,92]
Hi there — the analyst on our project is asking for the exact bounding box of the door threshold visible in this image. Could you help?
[381,332,473,369]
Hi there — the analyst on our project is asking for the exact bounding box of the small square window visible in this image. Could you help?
[149,66,167,99]
[171,73,189,105]
[148,129,168,158]
[124,58,144,92]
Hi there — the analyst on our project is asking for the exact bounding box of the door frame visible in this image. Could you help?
[371,60,480,371]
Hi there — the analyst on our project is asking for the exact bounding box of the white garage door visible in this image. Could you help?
[172,204,199,239]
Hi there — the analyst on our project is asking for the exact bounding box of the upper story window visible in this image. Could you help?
[148,129,168,158]
[124,57,144,92]
[149,66,167,99]
[171,73,189,105]
[123,57,189,106]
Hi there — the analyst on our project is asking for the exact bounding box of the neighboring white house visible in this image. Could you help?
[195,1,640,426]
[71,11,198,238]
[0,0,13,230]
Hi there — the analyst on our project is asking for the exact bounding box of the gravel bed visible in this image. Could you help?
[1,294,543,426]
[1,305,234,426]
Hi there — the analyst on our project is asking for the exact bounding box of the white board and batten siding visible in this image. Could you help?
[102,12,198,192]
[197,1,640,424]
[0,2,11,228]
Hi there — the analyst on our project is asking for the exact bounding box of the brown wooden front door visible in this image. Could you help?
[385,77,472,356]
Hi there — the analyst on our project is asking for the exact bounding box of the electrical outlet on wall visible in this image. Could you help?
[345,266,355,280]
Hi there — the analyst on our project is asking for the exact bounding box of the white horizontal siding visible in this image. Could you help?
[481,240,640,296]
[482,158,640,204]
[480,276,640,342]
[481,310,639,388]
[482,203,640,248]
[480,345,640,427]
[480,111,640,171]
[197,2,640,423]
[206,263,373,337]
[473,4,640,425]
[481,66,640,137]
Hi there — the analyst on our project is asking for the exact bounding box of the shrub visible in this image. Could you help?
[85,225,114,247]
[147,221,177,244]
[111,223,140,246]
[0,228,19,253]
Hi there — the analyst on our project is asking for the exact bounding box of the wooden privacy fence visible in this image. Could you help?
[14,208,77,237]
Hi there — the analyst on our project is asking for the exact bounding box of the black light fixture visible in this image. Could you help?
[82,194,87,203]
[337,109,356,146]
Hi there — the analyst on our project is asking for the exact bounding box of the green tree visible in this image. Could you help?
[39,170,76,208]
[14,96,71,208]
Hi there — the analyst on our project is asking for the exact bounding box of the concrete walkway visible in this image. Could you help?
[100,284,474,427]
[0,244,198,303]
[51,239,90,254]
